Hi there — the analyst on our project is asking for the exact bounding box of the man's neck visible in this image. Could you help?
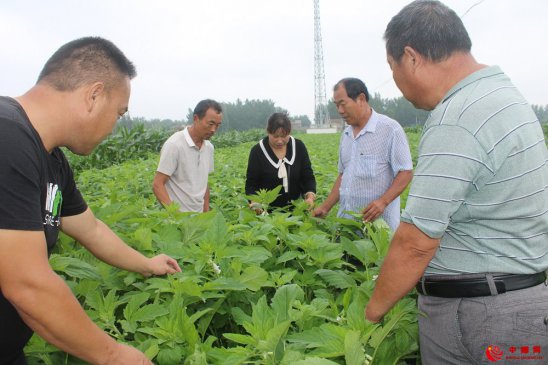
[15,85,67,153]
[352,107,372,137]
[188,125,204,149]
[426,53,486,109]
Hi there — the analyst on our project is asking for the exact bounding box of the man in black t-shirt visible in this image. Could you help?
[0,37,181,365]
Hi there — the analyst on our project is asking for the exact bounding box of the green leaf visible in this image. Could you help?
[233,246,272,265]
[155,224,182,245]
[239,266,269,291]
[133,227,153,251]
[341,237,377,266]
[245,296,275,340]
[315,269,356,289]
[157,347,184,365]
[231,307,252,326]
[223,333,257,346]
[271,284,304,322]
[287,324,348,357]
[133,304,169,322]
[200,212,228,248]
[280,350,305,364]
[203,278,247,291]
[49,255,101,281]
[143,341,159,360]
[344,330,366,365]
[293,358,340,365]
[245,185,283,206]
[174,278,203,298]
[276,250,300,264]
[180,308,200,349]
[122,292,150,321]
[257,320,291,352]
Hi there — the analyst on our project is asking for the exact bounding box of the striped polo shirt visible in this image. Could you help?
[402,66,548,275]
[338,110,413,231]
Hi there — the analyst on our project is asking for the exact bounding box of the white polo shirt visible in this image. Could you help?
[157,127,214,212]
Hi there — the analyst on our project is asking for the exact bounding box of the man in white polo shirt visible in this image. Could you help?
[153,99,222,212]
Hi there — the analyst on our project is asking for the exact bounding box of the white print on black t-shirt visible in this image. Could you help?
[44,182,62,227]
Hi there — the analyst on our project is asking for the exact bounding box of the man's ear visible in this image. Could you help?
[357,92,367,105]
[403,46,422,72]
[86,82,105,112]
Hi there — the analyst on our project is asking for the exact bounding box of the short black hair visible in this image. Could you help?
[266,112,292,135]
[194,99,222,119]
[333,78,369,102]
[384,0,472,62]
[37,36,136,91]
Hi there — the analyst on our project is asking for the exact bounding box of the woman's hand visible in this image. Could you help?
[249,201,264,215]
[304,192,316,210]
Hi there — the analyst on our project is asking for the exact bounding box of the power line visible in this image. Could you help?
[461,0,486,18]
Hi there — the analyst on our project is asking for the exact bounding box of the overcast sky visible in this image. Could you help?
[1,0,547,122]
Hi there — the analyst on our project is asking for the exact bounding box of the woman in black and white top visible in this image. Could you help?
[245,112,317,211]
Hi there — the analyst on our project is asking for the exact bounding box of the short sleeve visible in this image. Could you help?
[402,125,488,238]
[0,121,43,230]
[157,140,179,176]
[390,126,413,175]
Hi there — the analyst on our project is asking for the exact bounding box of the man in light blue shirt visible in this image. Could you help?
[313,78,413,231]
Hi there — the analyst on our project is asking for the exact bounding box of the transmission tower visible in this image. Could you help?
[313,0,329,127]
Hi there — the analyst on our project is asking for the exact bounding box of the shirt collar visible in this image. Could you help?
[259,136,296,167]
[440,65,504,106]
[183,127,196,148]
[344,108,379,138]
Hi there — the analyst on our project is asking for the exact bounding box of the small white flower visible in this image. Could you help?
[372,275,378,281]
[336,315,342,322]
[208,258,221,274]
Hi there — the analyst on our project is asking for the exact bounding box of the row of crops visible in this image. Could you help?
[28,129,425,364]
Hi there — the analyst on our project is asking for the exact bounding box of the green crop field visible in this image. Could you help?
[28,128,423,365]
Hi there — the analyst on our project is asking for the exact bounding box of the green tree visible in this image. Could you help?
[532,104,548,124]
[292,114,312,128]
[220,99,286,131]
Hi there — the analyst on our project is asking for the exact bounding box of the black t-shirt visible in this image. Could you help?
[0,97,87,363]
[245,136,316,209]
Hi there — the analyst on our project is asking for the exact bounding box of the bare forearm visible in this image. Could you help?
[365,223,439,321]
[203,186,210,211]
[80,219,150,275]
[9,272,117,364]
[152,182,171,207]
[379,170,413,205]
[321,174,342,211]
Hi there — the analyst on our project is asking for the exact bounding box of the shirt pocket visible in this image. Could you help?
[355,154,378,178]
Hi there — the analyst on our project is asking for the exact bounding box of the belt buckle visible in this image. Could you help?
[493,279,506,295]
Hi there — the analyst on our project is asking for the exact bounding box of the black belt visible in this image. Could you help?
[416,272,547,298]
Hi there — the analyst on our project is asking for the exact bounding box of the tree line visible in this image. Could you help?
[119,96,548,132]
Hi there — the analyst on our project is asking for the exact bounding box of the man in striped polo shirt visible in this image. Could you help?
[313,77,413,232]
[365,1,548,364]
